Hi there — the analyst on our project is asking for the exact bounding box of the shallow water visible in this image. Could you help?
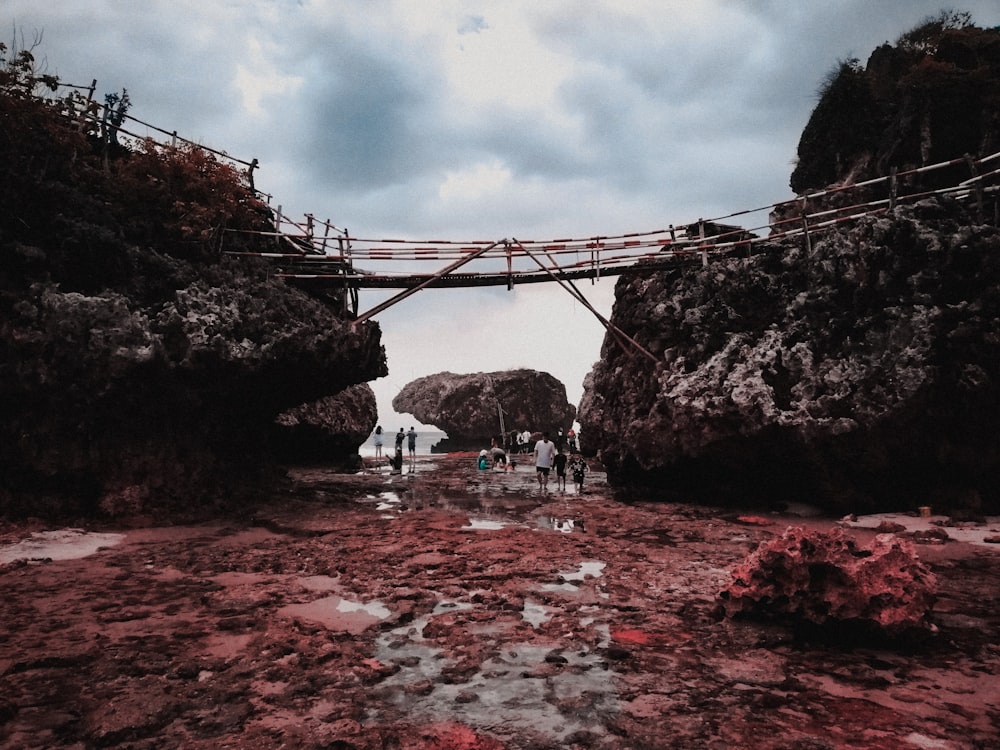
[371,601,617,744]
[278,595,392,634]
[0,529,124,564]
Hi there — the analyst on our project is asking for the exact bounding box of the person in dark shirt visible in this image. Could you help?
[553,449,568,491]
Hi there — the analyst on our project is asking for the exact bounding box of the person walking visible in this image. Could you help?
[406,426,418,466]
[533,431,557,492]
[373,425,384,458]
[569,451,588,494]
[553,449,568,491]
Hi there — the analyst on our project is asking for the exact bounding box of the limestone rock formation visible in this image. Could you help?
[579,200,1000,513]
[718,527,937,633]
[791,14,1000,194]
[0,70,386,518]
[273,384,378,467]
[392,370,575,447]
[579,18,1000,514]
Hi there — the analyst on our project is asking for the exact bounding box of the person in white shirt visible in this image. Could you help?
[520,429,532,453]
[533,432,557,491]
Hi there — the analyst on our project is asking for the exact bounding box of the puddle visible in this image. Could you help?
[432,492,539,519]
[521,599,552,628]
[842,513,1000,547]
[542,561,607,595]
[537,516,584,533]
[374,491,403,512]
[202,632,255,661]
[431,600,475,618]
[278,595,391,634]
[462,518,514,531]
[0,529,125,564]
[296,574,340,592]
[560,561,606,582]
[371,601,617,744]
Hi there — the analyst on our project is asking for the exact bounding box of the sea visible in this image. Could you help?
[360,429,448,457]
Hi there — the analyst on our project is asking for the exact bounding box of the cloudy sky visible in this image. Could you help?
[7,1,1000,432]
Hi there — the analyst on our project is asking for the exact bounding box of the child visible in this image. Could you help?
[568,451,588,494]
[553,449,568,491]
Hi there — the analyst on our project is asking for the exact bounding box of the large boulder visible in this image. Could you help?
[579,200,1000,513]
[580,18,1000,515]
[718,527,937,633]
[393,369,576,448]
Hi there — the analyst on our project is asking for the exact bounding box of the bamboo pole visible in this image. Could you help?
[352,240,506,324]
[801,199,812,256]
[513,239,659,364]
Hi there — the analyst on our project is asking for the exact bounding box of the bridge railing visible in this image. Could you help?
[19,73,996,284]
[245,148,997,287]
[36,78,265,198]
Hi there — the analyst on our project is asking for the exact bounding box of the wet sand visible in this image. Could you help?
[1,454,998,749]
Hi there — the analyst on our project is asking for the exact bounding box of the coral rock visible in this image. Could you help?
[719,527,936,631]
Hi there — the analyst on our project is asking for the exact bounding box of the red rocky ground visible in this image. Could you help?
[1,454,998,749]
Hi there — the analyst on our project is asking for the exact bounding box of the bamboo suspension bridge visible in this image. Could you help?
[223,150,999,330]
[44,78,1000,348]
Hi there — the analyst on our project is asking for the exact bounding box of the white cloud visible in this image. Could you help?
[438,159,512,204]
[234,37,304,117]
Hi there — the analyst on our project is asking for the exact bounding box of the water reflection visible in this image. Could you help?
[278,595,391,634]
[521,599,552,628]
[462,518,512,531]
[0,529,125,564]
[536,516,585,534]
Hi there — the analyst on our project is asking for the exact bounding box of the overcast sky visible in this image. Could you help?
[7,1,1000,432]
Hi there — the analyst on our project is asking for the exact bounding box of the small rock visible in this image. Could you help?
[912,527,950,544]
[876,521,907,533]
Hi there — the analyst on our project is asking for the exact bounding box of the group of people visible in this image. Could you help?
[372,425,418,473]
[531,431,587,494]
[373,423,587,492]
[506,427,580,455]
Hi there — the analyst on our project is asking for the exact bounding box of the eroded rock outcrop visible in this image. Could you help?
[392,370,575,448]
[0,71,387,518]
[580,201,1000,512]
[718,527,937,633]
[273,384,378,467]
[580,19,1000,514]
[791,15,1000,195]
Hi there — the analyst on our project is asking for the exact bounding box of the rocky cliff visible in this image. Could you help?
[393,369,576,448]
[0,56,386,518]
[579,17,1000,515]
[580,200,1000,514]
[791,12,1000,194]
